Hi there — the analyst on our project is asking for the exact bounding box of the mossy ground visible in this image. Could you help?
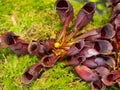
[0,0,119,90]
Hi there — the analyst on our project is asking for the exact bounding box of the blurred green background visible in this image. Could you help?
[0,0,118,90]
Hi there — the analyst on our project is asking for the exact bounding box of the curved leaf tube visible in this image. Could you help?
[102,70,120,86]
[66,2,96,40]
[74,65,99,82]
[0,32,28,55]
[41,54,60,67]
[22,62,43,84]
[66,40,85,56]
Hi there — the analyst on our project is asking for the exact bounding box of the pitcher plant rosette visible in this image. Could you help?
[1,0,120,90]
